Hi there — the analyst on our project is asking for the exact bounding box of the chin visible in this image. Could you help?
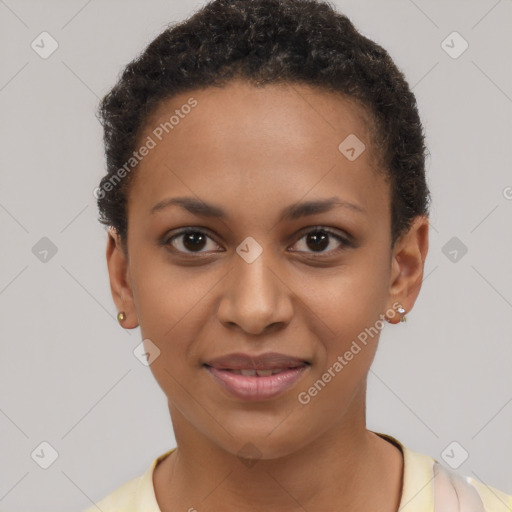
[213,424,313,462]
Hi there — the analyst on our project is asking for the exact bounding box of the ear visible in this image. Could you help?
[106,227,139,329]
[386,215,429,324]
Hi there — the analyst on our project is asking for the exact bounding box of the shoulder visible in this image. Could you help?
[82,449,175,512]
[466,475,512,512]
[375,432,512,512]
[83,474,140,512]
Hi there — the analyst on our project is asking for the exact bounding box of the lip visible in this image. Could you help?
[204,352,310,401]
[204,352,310,371]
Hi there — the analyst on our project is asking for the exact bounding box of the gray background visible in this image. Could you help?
[0,0,511,511]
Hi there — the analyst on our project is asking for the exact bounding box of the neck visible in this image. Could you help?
[154,392,403,512]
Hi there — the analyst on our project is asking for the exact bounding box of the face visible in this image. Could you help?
[107,79,428,459]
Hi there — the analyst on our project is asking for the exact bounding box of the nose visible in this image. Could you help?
[216,250,294,336]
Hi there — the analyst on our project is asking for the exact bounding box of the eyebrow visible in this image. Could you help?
[150,196,366,221]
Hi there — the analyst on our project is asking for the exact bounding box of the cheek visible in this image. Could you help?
[301,257,389,343]
[129,266,198,398]
[297,253,390,392]
[130,251,210,341]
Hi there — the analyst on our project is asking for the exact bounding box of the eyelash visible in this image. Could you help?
[161,226,353,257]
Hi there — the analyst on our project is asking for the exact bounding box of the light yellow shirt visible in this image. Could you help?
[84,433,512,511]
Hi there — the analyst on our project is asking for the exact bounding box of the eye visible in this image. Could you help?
[290,227,352,256]
[164,229,222,254]
[162,226,352,256]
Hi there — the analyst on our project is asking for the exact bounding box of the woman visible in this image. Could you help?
[87,0,512,510]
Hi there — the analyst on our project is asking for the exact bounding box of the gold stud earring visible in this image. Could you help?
[117,311,126,324]
[397,305,407,323]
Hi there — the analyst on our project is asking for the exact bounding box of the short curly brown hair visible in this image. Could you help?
[95,0,430,253]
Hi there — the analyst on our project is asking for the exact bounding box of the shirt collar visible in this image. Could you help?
[138,433,436,512]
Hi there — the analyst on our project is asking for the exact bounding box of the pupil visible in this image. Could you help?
[184,232,206,251]
[307,231,329,251]
[180,231,330,252]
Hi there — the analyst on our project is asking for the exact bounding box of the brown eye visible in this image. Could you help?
[291,227,351,255]
[165,229,221,254]
[162,226,351,257]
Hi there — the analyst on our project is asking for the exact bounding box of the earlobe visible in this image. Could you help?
[106,227,139,329]
[386,215,429,321]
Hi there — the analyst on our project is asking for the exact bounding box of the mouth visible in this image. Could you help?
[203,365,308,376]
[204,351,311,371]
[202,353,311,401]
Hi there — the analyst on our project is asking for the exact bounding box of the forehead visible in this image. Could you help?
[127,80,387,223]
[141,79,377,161]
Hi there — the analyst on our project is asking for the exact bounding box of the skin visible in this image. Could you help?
[106,79,429,511]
